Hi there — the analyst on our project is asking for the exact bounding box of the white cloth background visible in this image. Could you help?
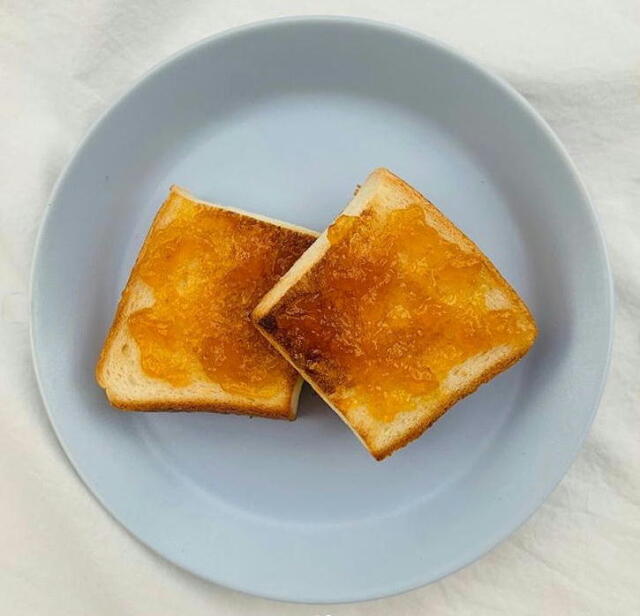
[1,1,638,614]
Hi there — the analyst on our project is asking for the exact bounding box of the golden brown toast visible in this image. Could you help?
[253,168,537,456]
[96,186,318,418]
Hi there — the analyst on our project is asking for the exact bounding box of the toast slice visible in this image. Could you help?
[253,168,537,457]
[96,186,318,418]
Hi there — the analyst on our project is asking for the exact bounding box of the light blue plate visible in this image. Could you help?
[31,16,613,603]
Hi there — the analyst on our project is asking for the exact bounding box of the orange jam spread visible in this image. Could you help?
[268,203,536,422]
[128,197,315,394]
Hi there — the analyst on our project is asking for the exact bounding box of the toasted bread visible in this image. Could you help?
[96,186,318,418]
[253,168,537,457]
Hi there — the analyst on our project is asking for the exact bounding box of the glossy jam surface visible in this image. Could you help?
[268,203,536,421]
[128,196,315,394]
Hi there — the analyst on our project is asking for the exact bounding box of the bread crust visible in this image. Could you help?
[103,377,303,420]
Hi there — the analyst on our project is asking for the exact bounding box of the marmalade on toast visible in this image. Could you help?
[261,203,537,422]
[127,196,315,395]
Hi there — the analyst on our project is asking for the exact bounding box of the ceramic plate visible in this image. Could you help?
[31,17,613,603]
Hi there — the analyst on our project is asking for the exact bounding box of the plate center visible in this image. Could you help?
[134,91,530,523]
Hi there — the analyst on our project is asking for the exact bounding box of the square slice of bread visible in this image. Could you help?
[96,186,318,418]
[253,168,537,456]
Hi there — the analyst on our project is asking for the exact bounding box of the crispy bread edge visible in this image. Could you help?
[104,394,297,420]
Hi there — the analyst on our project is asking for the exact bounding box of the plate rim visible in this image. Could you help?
[29,15,614,603]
